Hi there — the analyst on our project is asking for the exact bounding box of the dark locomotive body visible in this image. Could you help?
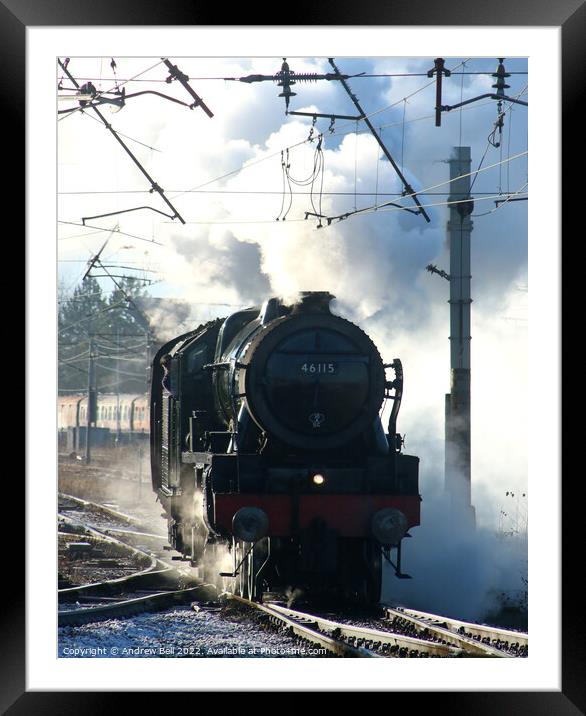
[150,291,420,603]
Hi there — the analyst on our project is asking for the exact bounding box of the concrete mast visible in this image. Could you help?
[445,146,476,527]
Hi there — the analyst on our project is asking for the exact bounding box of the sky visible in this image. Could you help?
[57,55,528,535]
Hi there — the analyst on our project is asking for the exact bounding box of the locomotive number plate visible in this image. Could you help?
[300,362,337,375]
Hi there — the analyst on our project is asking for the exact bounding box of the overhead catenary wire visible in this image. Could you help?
[397,149,527,203]
[311,187,528,227]
[59,56,527,271]
[160,82,504,207]
[59,349,90,362]
[160,191,527,226]
[58,59,167,123]
[78,112,162,153]
[58,360,89,377]
[471,181,528,218]
[401,100,407,173]
[327,58,469,139]
[60,189,521,198]
[57,58,186,224]
[58,228,115,241]
[58,98,507,201]
[60,57,521,207]
[58,298,130,334]
[167,137,311,201]
[92,348,148,358]
[64,70,528,83]
[58,221,163,246]
[367,188,528,217]
[58,291,104,303]
[328,57,442,222]
[95,363,145,377]
[458,61,466,146]
[470,84,528,195]
[78,150,526,231]
[252,150,529,227]
[168,71,440,204]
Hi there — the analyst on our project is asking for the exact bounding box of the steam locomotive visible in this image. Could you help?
[150,291,420,604]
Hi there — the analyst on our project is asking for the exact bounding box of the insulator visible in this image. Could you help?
[492,58,511,95]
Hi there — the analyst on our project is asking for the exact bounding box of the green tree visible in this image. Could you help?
[58,276,152,396]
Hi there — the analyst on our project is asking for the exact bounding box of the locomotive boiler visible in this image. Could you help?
[150,291,420,604]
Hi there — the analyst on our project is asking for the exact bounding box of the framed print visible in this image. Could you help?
[9,0,583,711]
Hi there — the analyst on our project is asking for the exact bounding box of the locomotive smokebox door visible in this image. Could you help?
[239,295,386,451]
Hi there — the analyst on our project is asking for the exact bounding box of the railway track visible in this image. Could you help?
[59,584,214,626]
[384,606,528,657]
[58,494,528,658]
[228,595,383,657]
[228,599,529,658]
[58,494,212,626]
[58,492,157,530]
[228,597,475,657]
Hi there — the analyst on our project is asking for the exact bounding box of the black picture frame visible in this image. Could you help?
[10,1,582,711]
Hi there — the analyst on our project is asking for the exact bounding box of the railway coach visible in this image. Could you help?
[58,393,149,447]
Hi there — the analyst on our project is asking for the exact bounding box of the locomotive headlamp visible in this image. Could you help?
[371,508,408,546]
[312,473,325,486]
[232,507,269,542]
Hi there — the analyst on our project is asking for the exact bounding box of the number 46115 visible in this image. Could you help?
[300,363,336,374]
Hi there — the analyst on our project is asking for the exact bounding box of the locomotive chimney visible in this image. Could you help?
[292,291,334,314]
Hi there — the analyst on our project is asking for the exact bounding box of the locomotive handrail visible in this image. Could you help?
[202,360,245,372]
[384,359,403,445]
[203,361,230,371]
